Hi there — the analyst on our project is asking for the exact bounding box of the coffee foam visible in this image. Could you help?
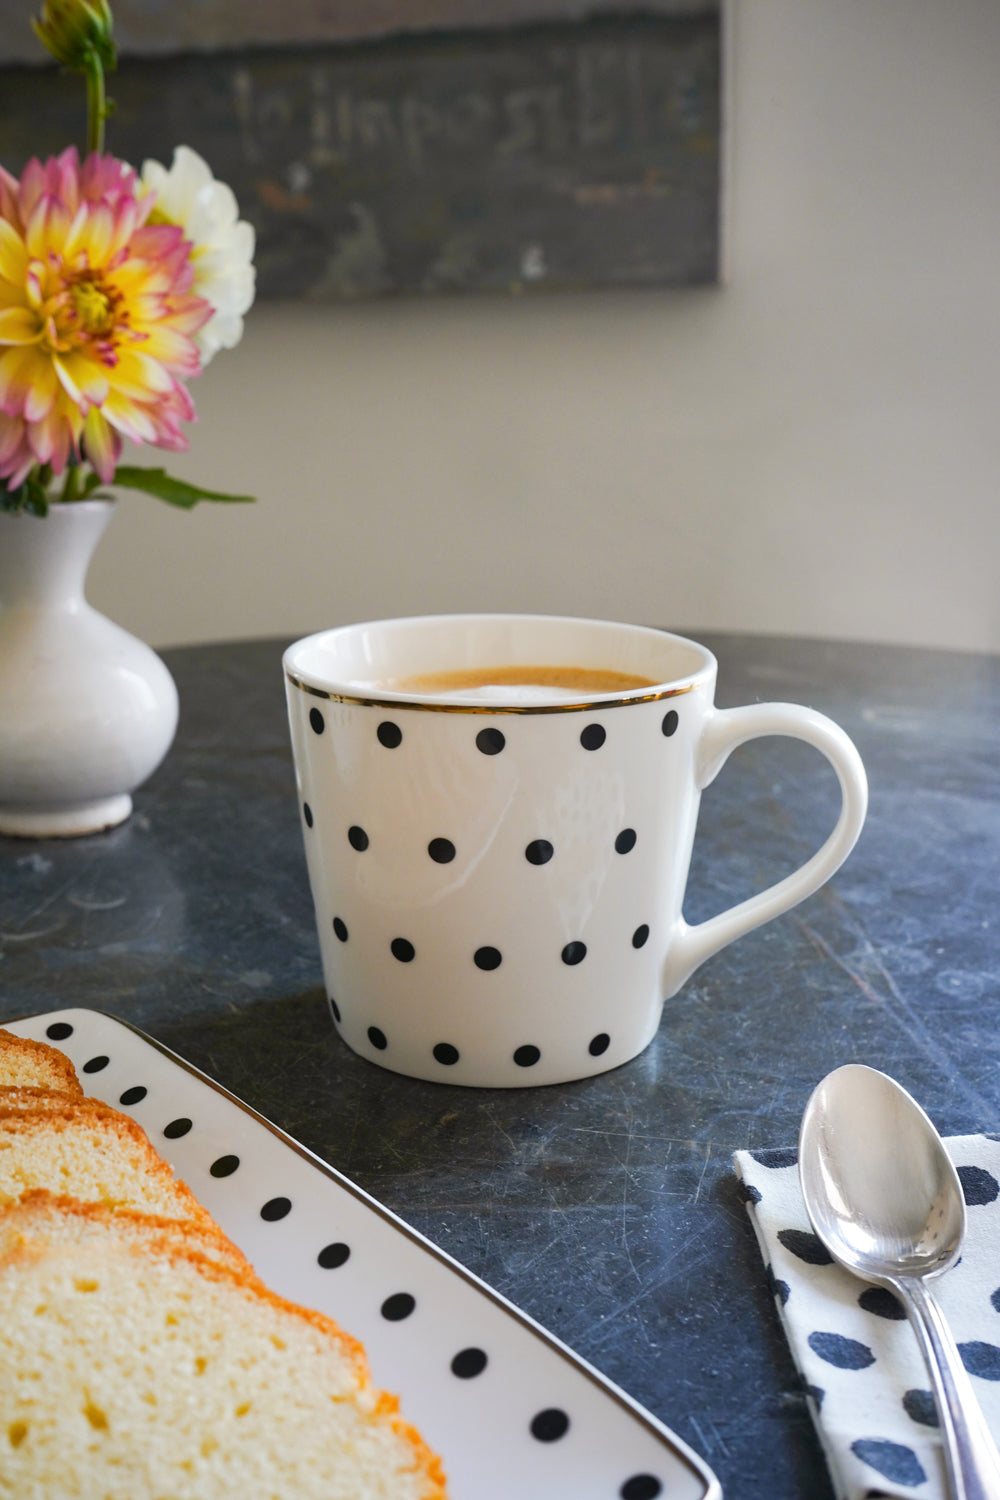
[408,683,595,705]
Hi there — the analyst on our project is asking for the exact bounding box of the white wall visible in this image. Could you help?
[89,0,1000,652]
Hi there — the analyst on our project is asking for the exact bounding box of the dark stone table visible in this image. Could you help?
[2,631,998,1500]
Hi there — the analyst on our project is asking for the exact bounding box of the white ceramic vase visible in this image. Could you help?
[0,499,178,838]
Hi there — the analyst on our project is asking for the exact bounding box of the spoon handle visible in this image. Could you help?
[895,1275,1000,1500]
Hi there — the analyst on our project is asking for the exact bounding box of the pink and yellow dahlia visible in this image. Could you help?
[0,146,211,487]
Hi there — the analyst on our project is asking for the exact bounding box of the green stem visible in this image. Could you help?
[60,464,82,504]
[84,53,105,154]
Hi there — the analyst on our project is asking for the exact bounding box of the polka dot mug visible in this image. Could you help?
[284,615,868,1087]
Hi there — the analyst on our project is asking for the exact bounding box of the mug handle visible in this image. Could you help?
[662,703,869,997]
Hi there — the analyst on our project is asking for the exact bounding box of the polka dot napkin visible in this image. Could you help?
[733,1136,1000,1499]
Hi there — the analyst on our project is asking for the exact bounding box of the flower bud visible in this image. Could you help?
[33,0,115,72]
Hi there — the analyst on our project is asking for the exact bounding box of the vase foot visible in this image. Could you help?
[0,794,133,839]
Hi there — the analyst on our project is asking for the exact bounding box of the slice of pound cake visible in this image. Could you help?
[0,1190,254,1276]
[0,1029,82,1096]
[0,1097,216,1228]
[0,1210,447,1499]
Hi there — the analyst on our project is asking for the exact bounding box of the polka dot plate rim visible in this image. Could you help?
[4,1007,720,1500]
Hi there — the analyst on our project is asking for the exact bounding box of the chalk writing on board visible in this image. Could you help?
[234,53,662,166]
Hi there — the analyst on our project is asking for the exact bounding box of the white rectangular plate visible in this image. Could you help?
[5,1007,720,1500]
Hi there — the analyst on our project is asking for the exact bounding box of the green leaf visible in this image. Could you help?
[79,470,107,498]
[111,467,256,509]
[0,472,50,516]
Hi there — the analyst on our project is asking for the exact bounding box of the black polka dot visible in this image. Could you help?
[859,1286,906,1320]
[662,709,679,736]
[766,1265,790,1304]
[119,1086,147,1106]
[561,941,587,965]
[621,1477,663,1500]
[530,1408,569,1442]
[348,825,368,851]
[959,1340,1000,1379]
[46,1022,73,1040]
[260,1197,291,1222]
[368,1027,388,1050]
[525,839,554,865]
[476,727,505,755]
[750,1147,797,1168]
[303,803,314,827]
[474,946,502,971]
[163,1117,192,1139]
[433,1043,460,1066]
[614,828,637,855]
[82,1055,109,1074]
[329,998,342,1023]
[381,1293,416,1321]
[804,1384,825,1409]
[210,1154,240,1179]
[958,1164,999,1205]
[332,916,348,942]
[777,1229,833,1266]
[589,1033,610,1056]
[737,1182,762,1205]
[808,1331,875,1370]
[391,937,415,962]
[377,721,402,749]
[318,1242,350,1269]
[851,1438,926,1487]
[451,1347,488,1379]
[309,706,325,734]
[514,1045,540,1068]
[992,1287,1000,1315]
[580,723,606,750]
[428,838,456,863]
[632,924,650,948]
[902,1389,938,1427]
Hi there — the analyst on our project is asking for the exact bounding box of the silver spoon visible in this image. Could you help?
[799,1063,1000,1500]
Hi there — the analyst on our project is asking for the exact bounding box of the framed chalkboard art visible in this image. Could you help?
[0,0,721,299]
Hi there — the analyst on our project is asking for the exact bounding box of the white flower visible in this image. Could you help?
[140,146,255,366]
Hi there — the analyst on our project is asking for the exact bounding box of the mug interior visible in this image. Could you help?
[285,614,713,703]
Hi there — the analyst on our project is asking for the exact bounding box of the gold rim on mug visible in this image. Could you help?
[283,670,699,715]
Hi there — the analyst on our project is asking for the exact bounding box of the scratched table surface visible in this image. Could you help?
[2,631,998,1499]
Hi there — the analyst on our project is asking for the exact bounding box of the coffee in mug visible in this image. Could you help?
[378,664,658,700]
[284,614,867,1087]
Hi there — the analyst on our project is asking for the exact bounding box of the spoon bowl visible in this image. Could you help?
[800,1064,1000,1500]
[800,1062,965,1282]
